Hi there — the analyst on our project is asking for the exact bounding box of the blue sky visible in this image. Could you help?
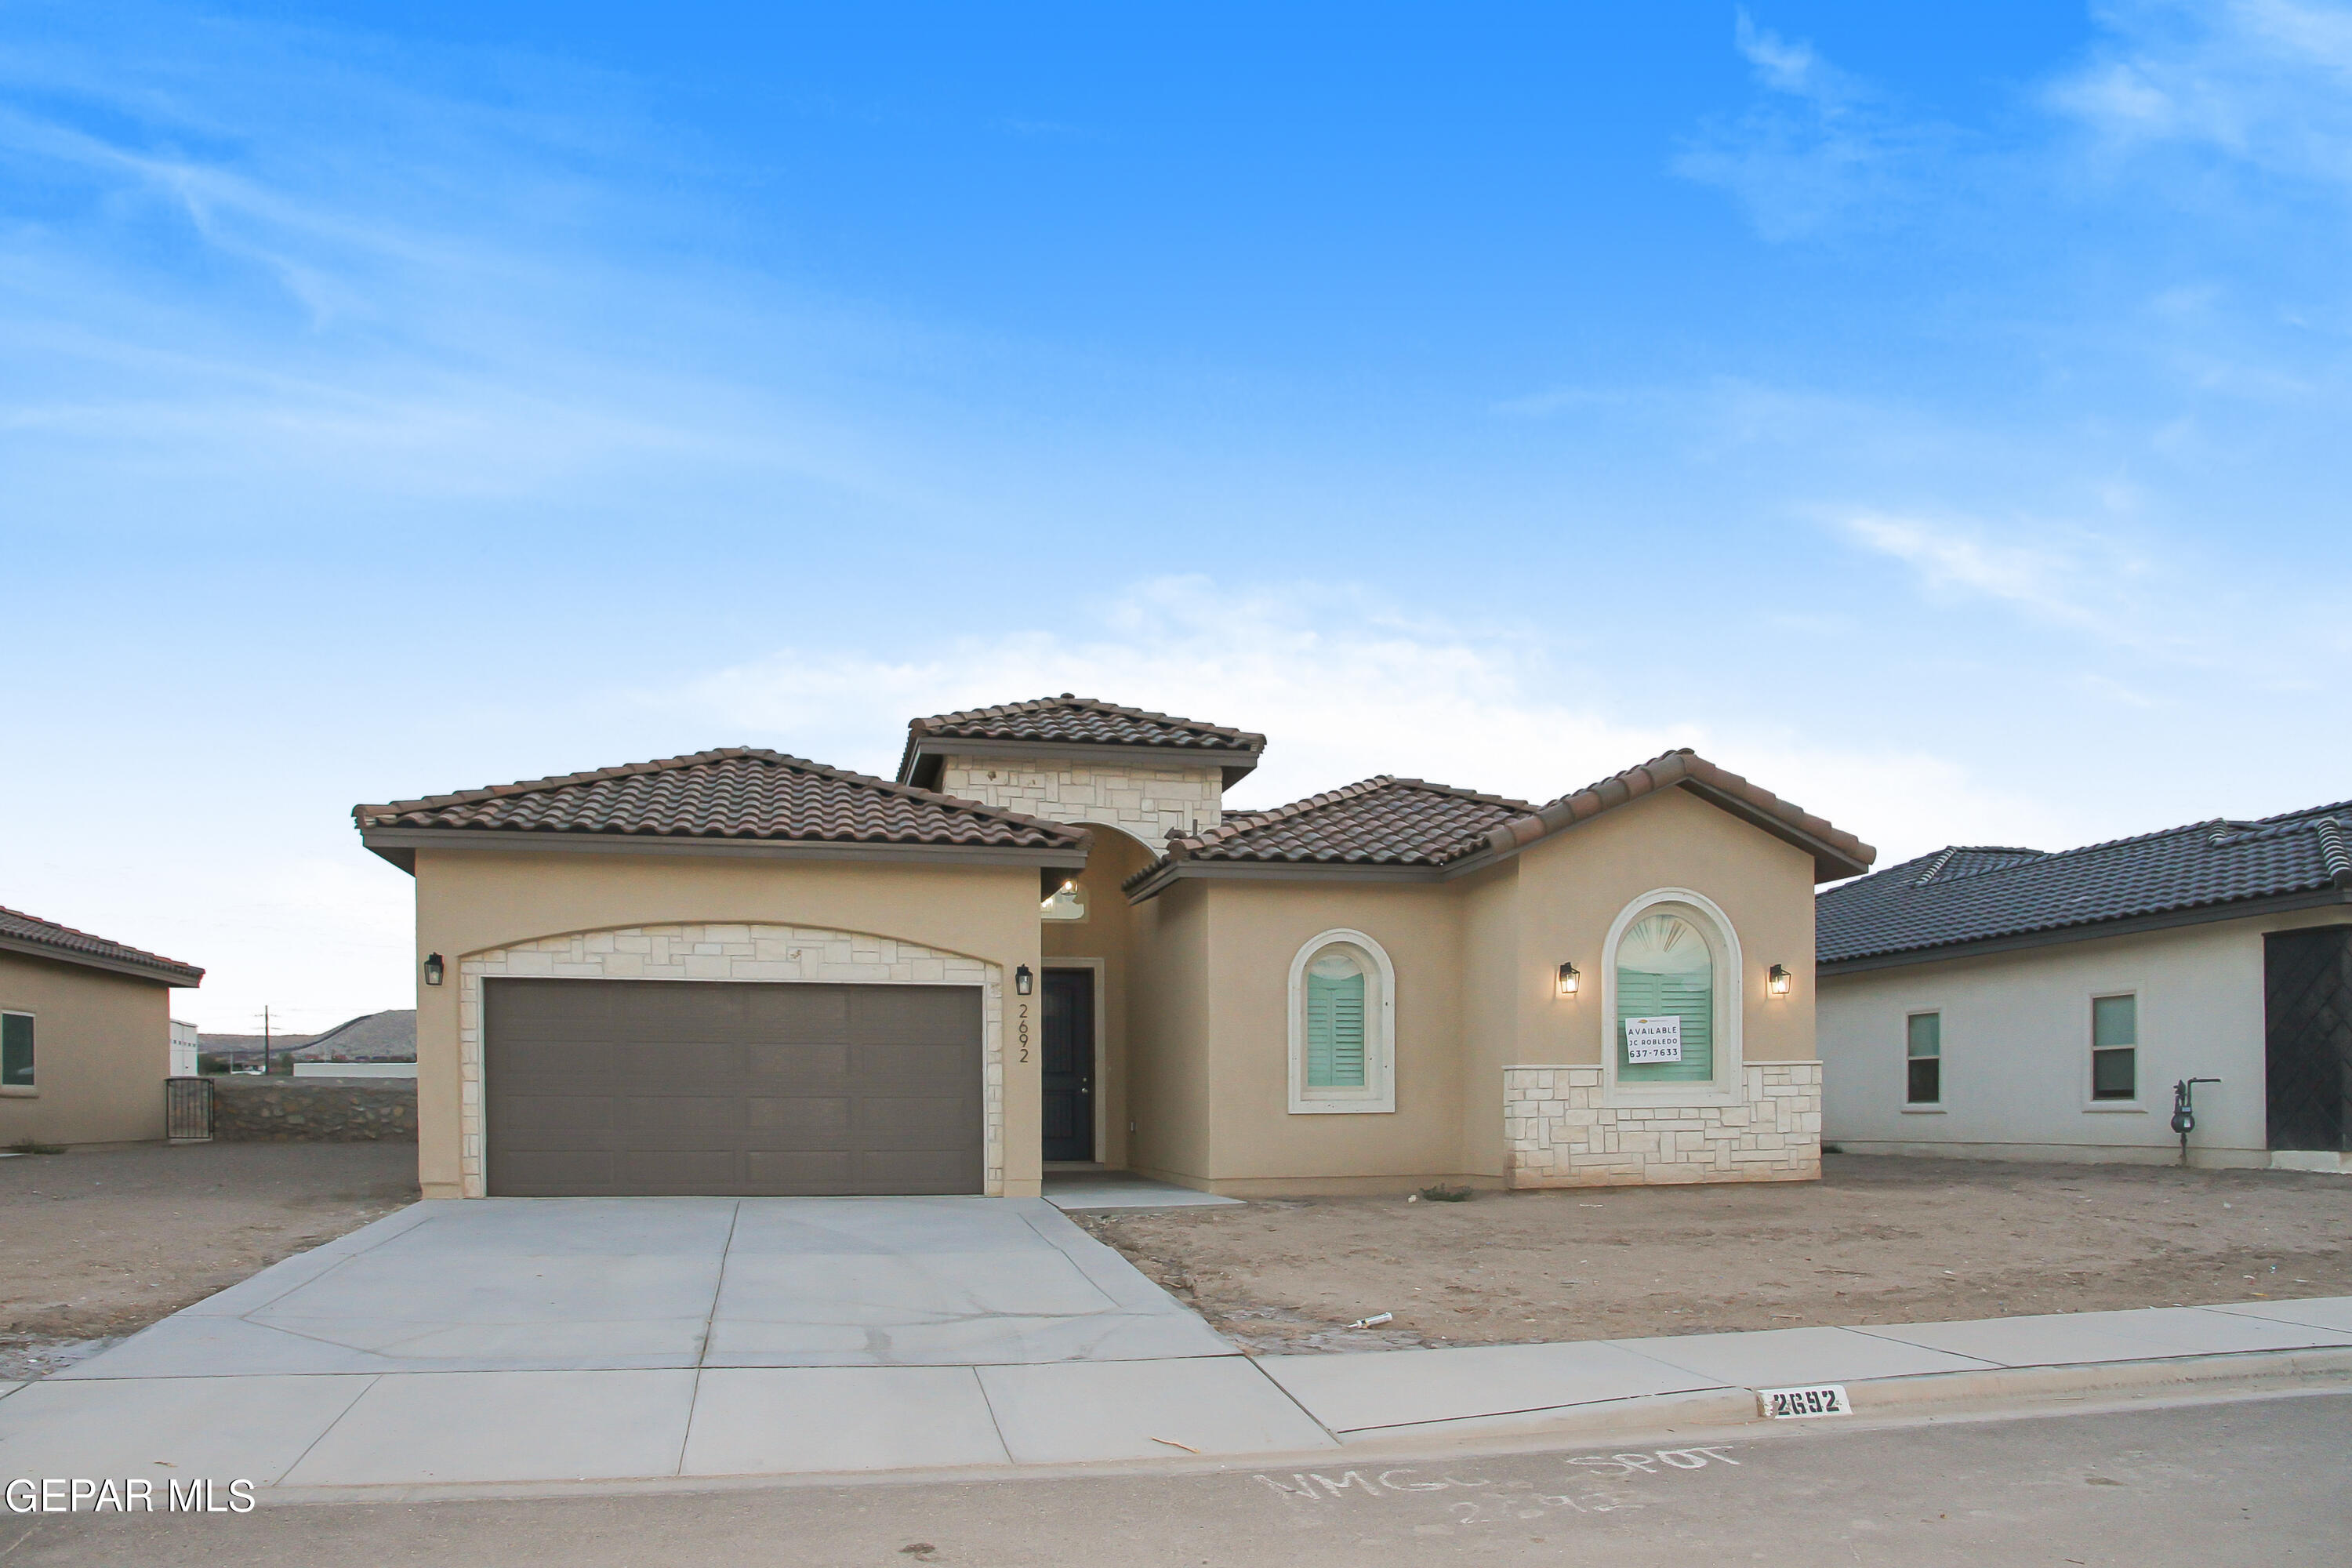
[5,1,2348,1030]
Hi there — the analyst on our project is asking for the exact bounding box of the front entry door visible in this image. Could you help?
[2266,926,2352,1152]
[1041,968,1095,1162]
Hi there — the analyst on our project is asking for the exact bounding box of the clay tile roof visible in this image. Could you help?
[1123,748,1872,898]
[898,694,1265,789]
[0,906,204,986]
[353,747,1090,855]
[1490,749,1875,884]
[1820,798,2352,967]
[1152,777,1535,871]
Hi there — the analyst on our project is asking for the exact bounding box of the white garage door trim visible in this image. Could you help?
[456,923,1004,1199]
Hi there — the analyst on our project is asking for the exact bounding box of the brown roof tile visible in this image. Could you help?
[0,906,204,986]
[354,747,1091,854]
[1162,778,1534,868]
[1124,749,1872,896]
[898,694,1265,788]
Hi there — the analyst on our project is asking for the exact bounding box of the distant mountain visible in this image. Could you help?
[289,1010,417,1062]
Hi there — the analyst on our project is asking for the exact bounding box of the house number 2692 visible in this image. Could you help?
[1018,1004,1030,1064]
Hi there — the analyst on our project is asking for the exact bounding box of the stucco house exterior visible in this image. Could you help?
[355,695,1872,1200]
[1817,800,2352,1172]
[0,906,205,1148]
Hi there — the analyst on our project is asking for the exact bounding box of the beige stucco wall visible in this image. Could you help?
[1041,827,1156,1169]
[408,848,1046,1200]
[1127,783,1826,1194]
[1126,880,1212,1181]
[1819,908,2352,1167]
[0,952,176,1147]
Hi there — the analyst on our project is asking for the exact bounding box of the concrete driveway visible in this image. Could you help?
[0,1197,1340,1487]
[48,1196,1233,1376]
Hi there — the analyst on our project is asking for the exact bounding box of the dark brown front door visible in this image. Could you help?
[483,978,983,1196]
[1040,968,1094,1162]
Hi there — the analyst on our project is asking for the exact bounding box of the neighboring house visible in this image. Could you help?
[354,695,1871,1201]
[0,906,205,1147]
[1817,801,2352,1171]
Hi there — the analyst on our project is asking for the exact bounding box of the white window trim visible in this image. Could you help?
[1600,889,1743,1108]
[0,1008,34,1098]
[2086,989,2143,1112]
[1287,928,1396,1115]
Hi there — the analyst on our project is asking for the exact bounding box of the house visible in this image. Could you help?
[1816,799,2352,1171]
[0,906,205,1147]
[354,695,1872,1200]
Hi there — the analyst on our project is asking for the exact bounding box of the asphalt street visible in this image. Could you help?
[7,1389,2346,1567]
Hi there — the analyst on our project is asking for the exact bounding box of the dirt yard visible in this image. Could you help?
[1076,1156,2352,1354]
[0,1142,417,1379]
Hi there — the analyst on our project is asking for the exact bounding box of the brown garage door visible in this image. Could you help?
[483,978,983,1196]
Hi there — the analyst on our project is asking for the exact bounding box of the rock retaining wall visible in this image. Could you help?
[211,1076,418,1142]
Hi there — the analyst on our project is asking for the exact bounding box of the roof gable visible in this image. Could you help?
[1124,749,1872,898]
[354,747,1091,872]
[0,906,204,987]
[1819,800,2352,967]
[898,694,1265,789]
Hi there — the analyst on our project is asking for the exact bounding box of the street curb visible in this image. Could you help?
[1323,1344,2352,1450]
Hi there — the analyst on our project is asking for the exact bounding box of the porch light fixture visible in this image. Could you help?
[1767,964,1791,997]
[423,953,445,987]
[1015,964,1033,996]
[1555,961,1581,997]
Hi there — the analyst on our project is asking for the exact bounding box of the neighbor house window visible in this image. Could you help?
[1614,910,1717,1085]
[1906,1012,1941,1105]
[1287,930,1396,1113]
[1,1012,31,1088]
[2092,994,2137,1101]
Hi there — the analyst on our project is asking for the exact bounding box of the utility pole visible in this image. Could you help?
[260,1005,274,1076]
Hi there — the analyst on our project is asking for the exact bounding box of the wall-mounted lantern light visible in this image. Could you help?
[1015,964,1033,996]
[1767,963,1791,997]
[423,953,445,987]
[1556,961,1581,997]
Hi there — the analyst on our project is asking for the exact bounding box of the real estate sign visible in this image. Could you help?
[1624,1015,1683,1063]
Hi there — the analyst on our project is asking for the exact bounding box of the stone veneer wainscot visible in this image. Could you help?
[456,924,1004,1200]
[1502,1063,1822,1187]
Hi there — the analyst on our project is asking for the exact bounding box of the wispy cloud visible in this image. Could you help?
[1672,9,1958,241]
[2048,0,2352,192]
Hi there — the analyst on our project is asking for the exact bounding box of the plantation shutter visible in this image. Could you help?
[1617,916,1714,1083]
[1306,971,1367,1088]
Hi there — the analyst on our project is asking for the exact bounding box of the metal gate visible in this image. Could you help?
[2265,925,2352,1152]
[165,1076,214,1142]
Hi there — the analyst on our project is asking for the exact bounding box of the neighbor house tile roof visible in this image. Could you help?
[0,906,205,986]
[1818,799,2352,967]
[1153,777,1535,869]
[354,747,1090,854]
[1127,749,1873,894]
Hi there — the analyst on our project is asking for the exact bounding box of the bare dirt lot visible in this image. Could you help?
[1075,1156,2352,1354]
[0,1142,417,1378]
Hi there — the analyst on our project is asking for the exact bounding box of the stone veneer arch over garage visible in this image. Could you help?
[456,923,1005,1199]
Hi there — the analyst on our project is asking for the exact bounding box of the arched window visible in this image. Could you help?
[1604,891,1741,1097]
[1287,930,1396,1113]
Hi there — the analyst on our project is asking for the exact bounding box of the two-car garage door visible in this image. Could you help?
[483,978,984,1196]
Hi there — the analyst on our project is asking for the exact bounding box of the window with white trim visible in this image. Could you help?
[1614,910,1718,1085]
[1287,931,1395,1113]
[1906,1012,1941,1105]
[2092,993,2137,1102]
[2,1011,32,1088]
